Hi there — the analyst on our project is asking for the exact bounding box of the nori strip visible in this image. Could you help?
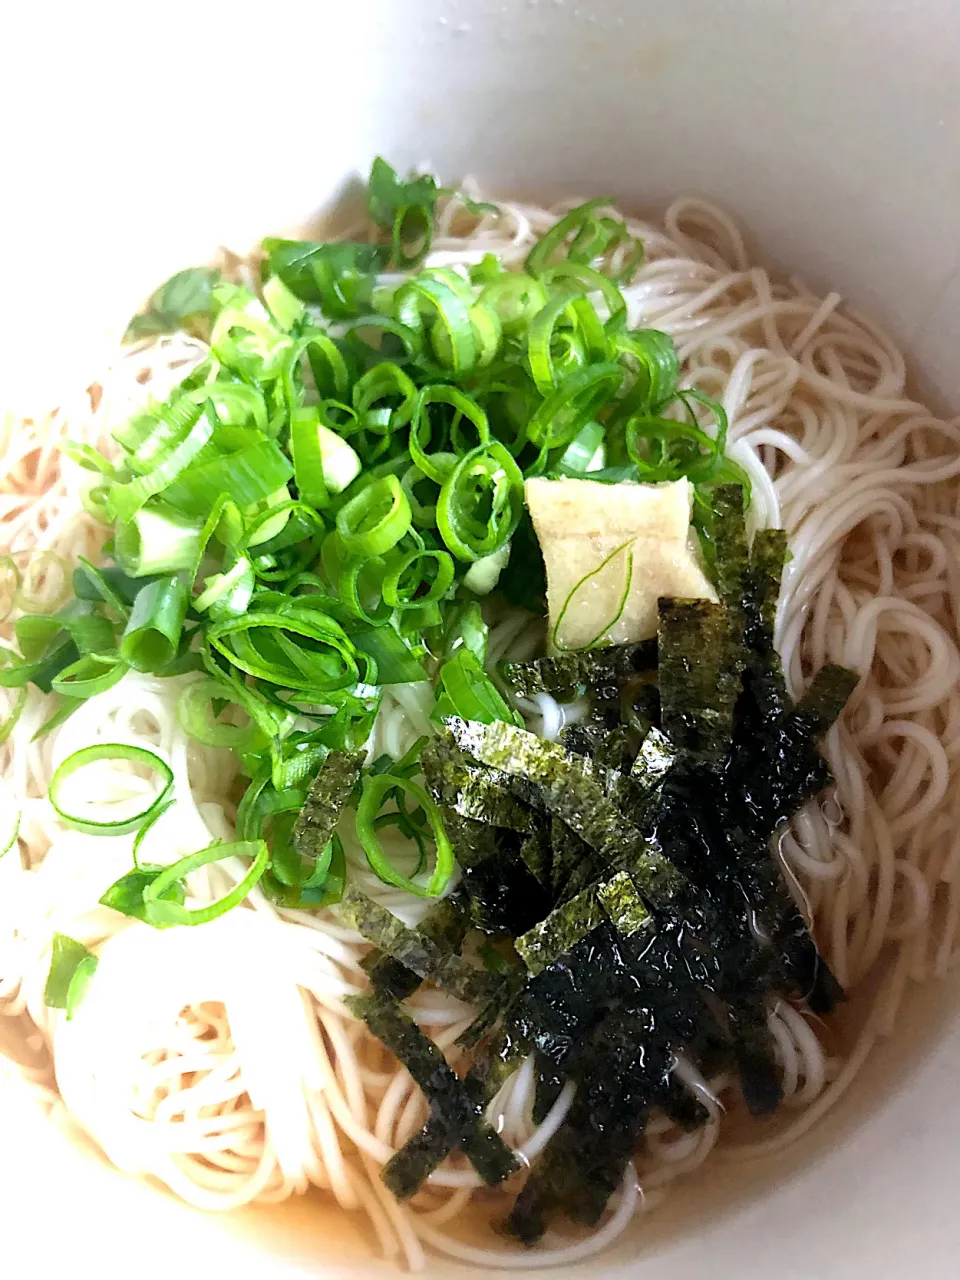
[348,993,518,1194]
[658,599,744,766]
[548,815,594,900]
[363,893,469,1001]
[514,887,604,975]
[339,887,499,1006]
[447,813,552,936]
[292,749,364,859]
[712,484,750,607]
[444,717,685,905]
[557,720,633,775]
[498,640,657,702]
[796,663,858,733]
[597,870,652,937]
[631,725,676,789]
[421,737,536,832]
[518,824,553,890]
[507,1003,668,1242]
[741,527,791,719]
[385,1024,526,1196]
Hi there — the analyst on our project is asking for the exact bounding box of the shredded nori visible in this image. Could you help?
[499,640,656,703]
[444,717,685,905]
[338,886,498,1006]
[292,749,363,860]
[363,893,469,1001]
[597,870,652,937]
[348,992,518,1195]
[514,887,604,975]
[658,599,744,766]
[360,494,857,1239]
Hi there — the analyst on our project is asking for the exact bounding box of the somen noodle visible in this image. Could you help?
[3,187,960,1270]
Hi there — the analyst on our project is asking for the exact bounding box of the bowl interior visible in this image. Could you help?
[4,1,960,1276]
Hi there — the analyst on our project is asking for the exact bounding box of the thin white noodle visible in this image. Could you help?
[3,192,959,1267]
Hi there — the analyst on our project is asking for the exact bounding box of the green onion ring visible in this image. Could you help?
[142,839,270,927]
[355,773,454,898]
[48,743,175,836]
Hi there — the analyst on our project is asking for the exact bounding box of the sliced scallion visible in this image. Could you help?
[48,743,175,835]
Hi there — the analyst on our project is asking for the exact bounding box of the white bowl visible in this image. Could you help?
[3,1,960,1276]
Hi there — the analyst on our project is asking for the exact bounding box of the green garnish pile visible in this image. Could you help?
[2,157,743,922]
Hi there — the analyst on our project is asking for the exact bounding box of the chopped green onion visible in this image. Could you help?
[193,556,254,617]
[176,677,260,750]
[140,839,269,927]
[51,652,126,698]
[437,442,524,562]
[208,609,360,693]
[162,437,294,517]
[382,547,455,609]
[263,239,388,319]
[524,363,624,453]
[119,576,189,671]
[115,504,203,577]
[13,551,71,616]
[461,542,511,595]
[44,934,98,1019]
[355,773,454,897]
[290,408,361,508]
[434,648,521,726]
[394,273,477,374]
[48,743,175,835]
[106,407,214,522]
[336,475,412,558]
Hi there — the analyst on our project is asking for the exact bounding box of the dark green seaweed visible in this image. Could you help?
[597,870,652,937]
[292,749,364,860]
[514,887,604,975]
[363,893,469,1001]
[657,599,744,766]
[444,717,685,905]
[348,993,518,1194]
[385,1024,525,1195]
[498,640,657,702]
[421,736,537,832]
[339,887,498,1005]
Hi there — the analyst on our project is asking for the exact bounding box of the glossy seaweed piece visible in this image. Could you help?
[292,749,364,860]
[363,893,469,1001]
[518,824,553,891]
[741,527,791,719]
[606,725,677,827]
[712,484,750,607]
[796,663,859,732]
[658,598,745,766]
[532,1054,566,1125]
[596,869,652,937]
[498,640,657,703]
[339,886,499,1005]
[386,1025,525,1195]
[444,717,685,906]
[349,993,518,1195]
[548,815,595,900]
[445,812,552,936]
[514,887,604,975]
[507,1003,670,1242]
[557,721,633,775]
[503,924,618,1074]
[421,735,537,832]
